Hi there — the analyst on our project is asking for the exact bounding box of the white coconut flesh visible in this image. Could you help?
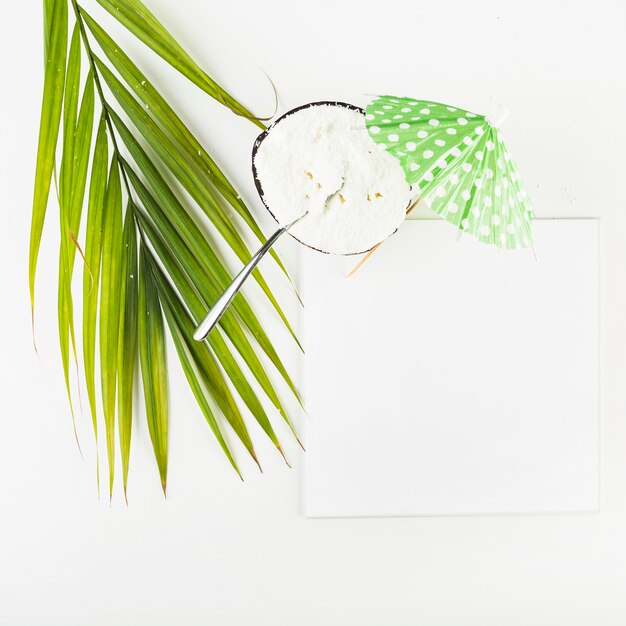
[253,103,412,254]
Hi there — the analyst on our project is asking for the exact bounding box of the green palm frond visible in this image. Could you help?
[30,0,67,327]
[30,0,302,499]
[83,113,108,451]
[94,0,267,127]
[80,9,292,282]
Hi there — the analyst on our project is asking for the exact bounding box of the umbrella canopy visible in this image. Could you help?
[364,96,533,249]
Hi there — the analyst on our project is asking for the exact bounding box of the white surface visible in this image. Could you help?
[2,0,626,624]
[304,219,600,517]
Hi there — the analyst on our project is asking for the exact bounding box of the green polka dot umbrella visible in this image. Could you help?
[365,96,533,249]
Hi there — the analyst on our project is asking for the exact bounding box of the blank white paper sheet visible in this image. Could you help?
[303,219,600,517]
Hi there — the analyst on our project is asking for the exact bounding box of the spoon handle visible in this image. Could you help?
[193,217,300,342]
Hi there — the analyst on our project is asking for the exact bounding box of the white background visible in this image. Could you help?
[304,220,600,517]
[1,0,625,624]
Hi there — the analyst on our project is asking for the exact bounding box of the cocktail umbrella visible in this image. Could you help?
[364,95,533,249]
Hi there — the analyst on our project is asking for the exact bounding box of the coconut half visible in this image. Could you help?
[252,102,412,255]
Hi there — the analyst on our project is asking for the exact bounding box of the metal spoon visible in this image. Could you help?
[193,212,308,342]
[194,170,345,342]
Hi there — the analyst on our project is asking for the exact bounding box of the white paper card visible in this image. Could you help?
[303,219,600,517]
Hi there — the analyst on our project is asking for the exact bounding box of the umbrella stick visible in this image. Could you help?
[347,198,421,277]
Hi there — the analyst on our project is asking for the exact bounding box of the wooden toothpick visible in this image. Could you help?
[347,198,421,277]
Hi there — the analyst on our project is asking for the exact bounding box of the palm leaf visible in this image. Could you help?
[83,114,108,440]
[68,70,95,255]
[118,209,139,498]
[92,0,265,128]
[30,0,67,324]
[80,10,290,279]
[138,244,169,493]
[100,156,124,497]
[60,68,96,403]
[56,23,82,428]
[43,0,55,57]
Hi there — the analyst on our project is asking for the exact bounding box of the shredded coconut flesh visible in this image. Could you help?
[253,103,412,254]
